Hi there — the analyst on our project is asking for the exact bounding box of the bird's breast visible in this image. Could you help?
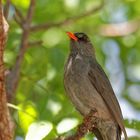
[64,55,113,119]
[65,54,89,77]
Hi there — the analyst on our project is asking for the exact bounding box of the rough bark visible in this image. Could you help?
[0,1,14,139]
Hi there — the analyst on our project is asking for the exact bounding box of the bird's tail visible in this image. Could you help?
[105,125,121,140]
[92,127,103,140]
[92,125,121,140]
[117,126,121,140]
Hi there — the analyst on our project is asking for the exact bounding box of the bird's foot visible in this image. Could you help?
[68,109,98,140]
[83,109,98,130]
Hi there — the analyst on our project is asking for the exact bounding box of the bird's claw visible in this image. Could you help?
[83,109,98,130]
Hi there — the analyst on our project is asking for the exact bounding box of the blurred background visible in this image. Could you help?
[4,0,140,139]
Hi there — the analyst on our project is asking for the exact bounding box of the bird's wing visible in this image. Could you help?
[88,59,127,140]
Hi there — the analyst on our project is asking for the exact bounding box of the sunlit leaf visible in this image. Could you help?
[25,121,53,140]
[56,118,79,134]
[47,100,62,115]
[18,102,38,133]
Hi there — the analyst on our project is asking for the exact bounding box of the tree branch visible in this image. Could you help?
[14,7,25,23]
[6,0,36,101]
[30,0,104,32]
[26,0,35,25]
[13,7,25,28]
[13,15,23,28]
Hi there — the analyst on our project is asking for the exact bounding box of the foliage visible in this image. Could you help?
[4,0,140,139]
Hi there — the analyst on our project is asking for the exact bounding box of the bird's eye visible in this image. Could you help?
[75,33,89,41]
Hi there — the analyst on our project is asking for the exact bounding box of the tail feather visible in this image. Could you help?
[91,127,103,140]
[117,126,121,140]
[91,124,122,140]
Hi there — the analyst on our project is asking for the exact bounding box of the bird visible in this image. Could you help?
[64,32,128,140]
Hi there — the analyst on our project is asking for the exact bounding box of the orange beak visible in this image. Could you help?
[66,32,78,41]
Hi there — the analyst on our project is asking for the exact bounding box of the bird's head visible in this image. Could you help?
[66,32,95,56]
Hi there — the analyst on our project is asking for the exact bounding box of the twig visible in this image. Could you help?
[7,103,37,119]
[13,15,23,28]
[4,0,10,19]
[26,0,35,25]
[13,7,25,28]
[14,7,25,22]
[30,0,104,32]
[12,5,25,28]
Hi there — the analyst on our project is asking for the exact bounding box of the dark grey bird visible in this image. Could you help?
[64,32,127,140]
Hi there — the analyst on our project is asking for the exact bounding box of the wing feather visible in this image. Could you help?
[88,59,127,140]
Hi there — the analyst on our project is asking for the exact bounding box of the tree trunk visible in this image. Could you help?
[0,1,14,139]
